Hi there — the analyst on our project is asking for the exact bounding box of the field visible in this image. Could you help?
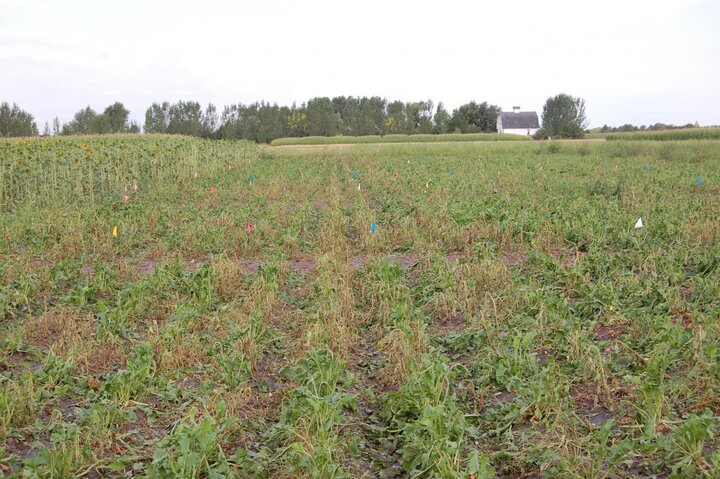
[1,135,720,478]
[603,128,720,141]
[269,132,530,146]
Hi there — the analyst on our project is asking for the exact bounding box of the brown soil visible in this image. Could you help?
[432,313,466,337]
[135,259,157,275]
[570,383,619,427]
[445,252,463,264]
[350,257,366,270]
[80,263,95,277]
[287,258,316,274]
[595,324,628,341]
[501,250,527,267]
[393,253,421,268]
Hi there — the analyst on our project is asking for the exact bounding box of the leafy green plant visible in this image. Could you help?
[263,349,355,478]
[148,405,240,478]
[385,354,493,478]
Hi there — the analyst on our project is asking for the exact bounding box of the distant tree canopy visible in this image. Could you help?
[3,96,543,141]
[599,122,698,133]
[144,101,218,138]
[433,102,450,134]
[212,97,499,142]
[62,102,139,135]
[185,96,502,143]
[540,94,587,139]
[448,101,500,133]
[0,102,38,137]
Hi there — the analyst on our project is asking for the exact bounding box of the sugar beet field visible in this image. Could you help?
[1,136,719,478]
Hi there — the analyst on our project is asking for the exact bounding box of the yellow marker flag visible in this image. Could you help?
[113,225,118,238]
[425,181,429,189]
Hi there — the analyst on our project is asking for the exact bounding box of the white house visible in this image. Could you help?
[497,106,540,136]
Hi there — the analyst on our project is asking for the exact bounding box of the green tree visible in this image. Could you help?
[306,97,339,136]
[219,103,261,141]
[342,96,385,136]
[448,101,499,133]
[433,102,450,134]
[103,102,130,133]
[61,103,135,135]
[167,101,204,136]
[52,117,61,135]
[61,106,100,135]
[541,93,587,138]
[202,103,219,138]
[385,100,408,135]
[256,102,287,143]
[286,104,308,137]
[144,102,170,133]
[0,102,39,137]
[409,100,434,134]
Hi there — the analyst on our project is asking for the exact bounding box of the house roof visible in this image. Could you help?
[498,111,539,129]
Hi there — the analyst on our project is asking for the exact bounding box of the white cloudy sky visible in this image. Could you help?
[1,0,718,129]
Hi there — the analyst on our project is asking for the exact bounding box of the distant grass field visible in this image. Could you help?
[270,132,530,146]
[585,132,609,139]
[2,136,720,477]
[605,127,720,141]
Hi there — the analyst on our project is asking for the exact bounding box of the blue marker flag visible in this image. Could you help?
[371,222,377,234]
[644,165,649,172]
[695,177,702,185]
[250,174,255,181]
[351,171,357,180]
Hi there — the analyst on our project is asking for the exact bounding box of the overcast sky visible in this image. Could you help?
[1,0,718,129]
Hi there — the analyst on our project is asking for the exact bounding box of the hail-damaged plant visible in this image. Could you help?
[384,353,493,478]
[263,349,355,478]
[22,424,95,478]
[148,404,241,478]
[624,343,672,438]
[363,258,429,385]
[98,342,172,406]
[216,346,252,389]
[0,371,41,437]
[658,411,720,476]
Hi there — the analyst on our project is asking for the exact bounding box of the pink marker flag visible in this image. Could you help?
[210,186,216,194]
[122,195,129,202]
[246,222,252,234]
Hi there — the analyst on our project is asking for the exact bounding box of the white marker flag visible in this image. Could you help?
[635,218,644,229]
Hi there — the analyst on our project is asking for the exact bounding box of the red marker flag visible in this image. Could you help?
[210,186,216,194]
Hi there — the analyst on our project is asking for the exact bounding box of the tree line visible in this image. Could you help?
[0,98,502,141]
[597,122,700,133]
[2,93,601,140]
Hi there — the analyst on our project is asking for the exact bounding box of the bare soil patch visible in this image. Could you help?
[501,250,527,267]
[432,312,466,337]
